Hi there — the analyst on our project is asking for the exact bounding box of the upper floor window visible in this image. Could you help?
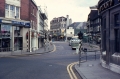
[16,7,19,18]
[5,4,20,19]
[5,4,9,17]
[10,5,15,18]
[33,7,34,15]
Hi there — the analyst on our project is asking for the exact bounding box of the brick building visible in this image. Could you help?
[0,0,38,52]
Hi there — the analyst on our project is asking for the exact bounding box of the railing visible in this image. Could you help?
[78,43,100,67]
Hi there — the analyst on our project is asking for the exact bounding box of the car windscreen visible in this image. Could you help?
[72,38,78,40]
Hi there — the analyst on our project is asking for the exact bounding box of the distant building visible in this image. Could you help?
[50,15,72,40]
[86,10,100,44]
[37,6,48,48]
[67,22,88,42]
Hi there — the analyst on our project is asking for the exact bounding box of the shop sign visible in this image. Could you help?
[98,0,114,13]
[99,0,120,13]
[0,19,12,24]
[12,21,30,27]
[12,21,25,25]
[2,20,12,23]
[25,23,30,27]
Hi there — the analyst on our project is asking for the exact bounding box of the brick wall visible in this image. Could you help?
[0,0,5,17]
[21,0,30,21]
[30,1,37,30]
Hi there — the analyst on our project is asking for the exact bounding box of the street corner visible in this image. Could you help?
[74,64,87,79]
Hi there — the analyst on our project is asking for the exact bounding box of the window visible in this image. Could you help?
[5,4,20,18]
[33,7,34,15]
[33,21,34,29]
[114,29,119,52]
[10,5,15,18]
[114,13,119,26]
[14,26,20,36]
[102,18,106,51]
[5,4,9,17]
[16,7,19,18]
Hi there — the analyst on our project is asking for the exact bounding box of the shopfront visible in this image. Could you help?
[0,24,12,51]
[98,0,120,74]
[0,19,30,52]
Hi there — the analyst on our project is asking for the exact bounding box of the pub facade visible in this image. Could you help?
[98,0,120,74]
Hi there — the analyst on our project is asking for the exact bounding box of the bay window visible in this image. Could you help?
[5,4,20,19]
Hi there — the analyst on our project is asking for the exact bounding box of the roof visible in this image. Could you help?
[89,10,99,20]
[67,22,87,29]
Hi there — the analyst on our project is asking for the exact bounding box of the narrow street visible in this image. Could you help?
[0,42,80,79]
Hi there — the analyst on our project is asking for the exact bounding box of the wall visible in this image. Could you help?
[66,27,74,37]
[6,0,21,6]
[21,0,30,21]
[0,0,5,17]
[30,1,37,30]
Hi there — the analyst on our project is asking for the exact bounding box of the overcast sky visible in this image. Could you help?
[34,0,99,28]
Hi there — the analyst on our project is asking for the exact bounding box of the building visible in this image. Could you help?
[50,15,72,41]
[0,0,30,52]
[29,0,38,52]
[98,0,120,74]
[67,22,88,42]
[86,10,100,44]
[37,6,48,48]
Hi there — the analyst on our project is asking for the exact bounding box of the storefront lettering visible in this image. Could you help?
[99,0,113,13]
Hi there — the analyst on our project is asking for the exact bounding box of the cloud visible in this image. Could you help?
[34,0,99,29]
[75,0,99,7]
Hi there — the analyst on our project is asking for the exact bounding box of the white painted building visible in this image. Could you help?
[37,6,48,49]
[66,27,74,38]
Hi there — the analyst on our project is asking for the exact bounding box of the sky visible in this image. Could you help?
[34,0,99,28]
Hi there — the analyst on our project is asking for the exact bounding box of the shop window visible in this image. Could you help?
[114,13,119,27]
[114,29,119,52]
[14,26,20,36]
[1,25,11,37]
[102,17,106,51]
[103,18,106,29]
[103,31,106,51]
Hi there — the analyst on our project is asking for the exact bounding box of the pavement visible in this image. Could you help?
[0,42,54,57]
[75,59,120,79]
[75,43,120,79]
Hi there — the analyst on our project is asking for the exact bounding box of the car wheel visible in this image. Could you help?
[72,48,74,50]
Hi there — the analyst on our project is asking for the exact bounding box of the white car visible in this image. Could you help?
[69,36,80,46]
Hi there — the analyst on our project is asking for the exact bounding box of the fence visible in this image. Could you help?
[78,43,100,67]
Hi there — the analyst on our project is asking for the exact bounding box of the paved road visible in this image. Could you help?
[0,42,79,79]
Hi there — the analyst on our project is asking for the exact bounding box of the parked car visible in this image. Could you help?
[70,36,81,49]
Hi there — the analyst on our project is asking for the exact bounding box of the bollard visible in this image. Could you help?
[76,46,79,54]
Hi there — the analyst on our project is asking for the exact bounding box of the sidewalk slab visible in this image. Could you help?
[75,60,120,79]
[0,43,54,57]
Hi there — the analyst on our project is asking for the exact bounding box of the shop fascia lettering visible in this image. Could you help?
[99,0,120,12]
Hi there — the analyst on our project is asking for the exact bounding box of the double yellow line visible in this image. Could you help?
[50,44,56,53]
[67,62,78,79]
